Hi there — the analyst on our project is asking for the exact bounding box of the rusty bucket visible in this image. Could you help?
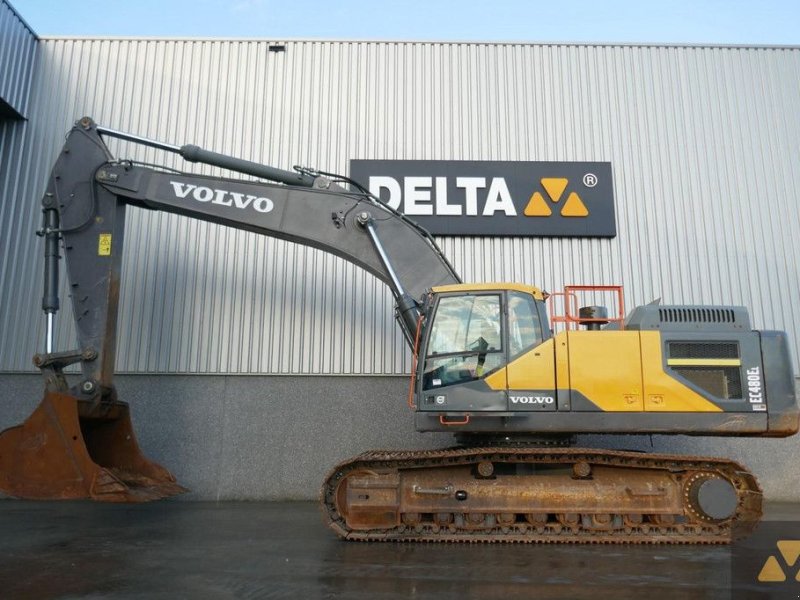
[0,391,186,502]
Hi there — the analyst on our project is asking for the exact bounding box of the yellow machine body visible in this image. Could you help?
[415,284,798,436]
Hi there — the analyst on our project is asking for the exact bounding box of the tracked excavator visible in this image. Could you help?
[0,117,797,543]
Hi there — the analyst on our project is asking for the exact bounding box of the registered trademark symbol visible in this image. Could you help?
[583,173,598,187]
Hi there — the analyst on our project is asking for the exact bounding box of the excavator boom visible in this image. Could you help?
[49,118,459,392]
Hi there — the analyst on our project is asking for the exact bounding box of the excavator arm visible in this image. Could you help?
[0,117,458,502]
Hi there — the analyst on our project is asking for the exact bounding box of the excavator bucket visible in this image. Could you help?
[0,391,186,502]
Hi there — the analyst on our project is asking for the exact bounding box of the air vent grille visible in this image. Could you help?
[672,367,743,399]
[659,308,736,324]
[668,342,739,359]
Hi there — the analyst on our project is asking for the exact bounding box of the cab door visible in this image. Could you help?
[502,291,558,412]
[418,293,507,412]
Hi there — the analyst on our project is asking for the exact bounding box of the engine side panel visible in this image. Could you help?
[565,330,645,411]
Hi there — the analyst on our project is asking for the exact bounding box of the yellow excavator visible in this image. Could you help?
[0,117,796,542]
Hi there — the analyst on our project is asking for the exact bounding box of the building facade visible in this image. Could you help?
[1,0,798,500]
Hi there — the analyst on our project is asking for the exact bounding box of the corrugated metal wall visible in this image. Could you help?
[0,0,36,382]
[1,39,798,374]
[0,0,36,116]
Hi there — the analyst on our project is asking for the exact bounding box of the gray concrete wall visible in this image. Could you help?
[0,373,797,502]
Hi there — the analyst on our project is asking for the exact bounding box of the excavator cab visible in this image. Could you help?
[415,284,553,419]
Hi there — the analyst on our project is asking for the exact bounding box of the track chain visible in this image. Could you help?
[320,446,762,544]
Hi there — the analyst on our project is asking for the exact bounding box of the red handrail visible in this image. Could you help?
[548,285,625,331]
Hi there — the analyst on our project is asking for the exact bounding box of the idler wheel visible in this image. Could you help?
[686,474,738,521]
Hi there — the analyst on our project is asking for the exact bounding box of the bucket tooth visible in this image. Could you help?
[0,391,186,502]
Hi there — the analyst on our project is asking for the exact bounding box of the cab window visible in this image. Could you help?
[423,294,503,390]
[507,291,543,359]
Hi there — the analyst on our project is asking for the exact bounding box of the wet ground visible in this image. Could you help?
[0,501,798,599]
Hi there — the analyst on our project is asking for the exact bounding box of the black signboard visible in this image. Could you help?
[349,160,616,237]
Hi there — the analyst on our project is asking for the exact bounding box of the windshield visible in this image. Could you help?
[423,294,503,390]
[427,295,502,356]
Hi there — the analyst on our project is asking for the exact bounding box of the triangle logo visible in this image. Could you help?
[525,177,590,219]
[561,192,589,217]
[541,178,568,203]
[524,192,552,216]
[777,540,800,567]
[757,555,787,582]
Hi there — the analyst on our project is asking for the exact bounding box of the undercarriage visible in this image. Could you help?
[321,446,762,543]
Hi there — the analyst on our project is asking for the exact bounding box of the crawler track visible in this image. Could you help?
[320,447,762,543]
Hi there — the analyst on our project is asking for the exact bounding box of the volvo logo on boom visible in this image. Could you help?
[170,181,274,213]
